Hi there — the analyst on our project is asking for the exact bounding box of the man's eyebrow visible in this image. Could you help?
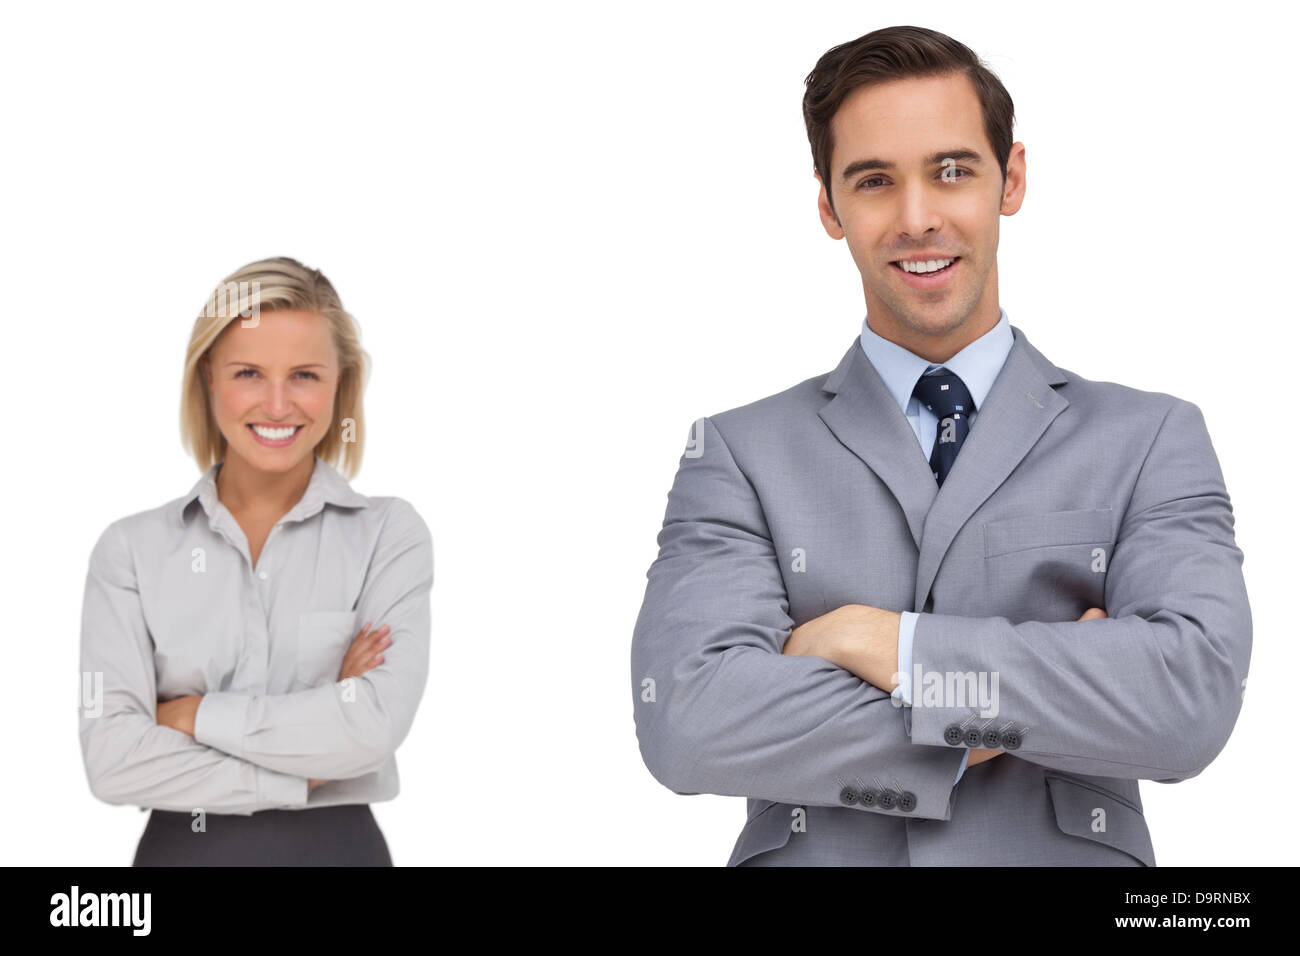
[841,148,985,181]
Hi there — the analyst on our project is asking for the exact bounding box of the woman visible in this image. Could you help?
[78,256,433,865]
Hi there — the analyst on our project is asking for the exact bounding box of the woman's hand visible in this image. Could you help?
[154,627,392,791]
[307,625,390,794]
[156,695,202,737]
[337,622,392,681]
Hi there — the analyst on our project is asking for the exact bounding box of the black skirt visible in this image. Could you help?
[132,804,393,866]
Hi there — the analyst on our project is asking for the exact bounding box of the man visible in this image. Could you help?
[629,25,1251,866]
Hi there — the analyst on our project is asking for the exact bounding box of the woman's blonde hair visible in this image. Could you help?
[180,256,370,478]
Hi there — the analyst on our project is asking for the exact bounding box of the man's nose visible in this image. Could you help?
[895,180,944,239]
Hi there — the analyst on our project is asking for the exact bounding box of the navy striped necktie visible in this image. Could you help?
[913,367,975,487]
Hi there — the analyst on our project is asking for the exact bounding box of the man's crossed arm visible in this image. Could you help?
[631,401,1251,820]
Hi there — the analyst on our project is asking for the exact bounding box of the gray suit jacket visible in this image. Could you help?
[630,324,1251,866]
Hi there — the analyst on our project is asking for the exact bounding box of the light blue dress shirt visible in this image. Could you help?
[856,306,1014,784]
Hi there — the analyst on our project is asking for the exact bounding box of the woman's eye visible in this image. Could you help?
[233,369,319,379]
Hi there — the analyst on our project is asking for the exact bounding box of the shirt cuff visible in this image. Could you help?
[194,691,250,758]
[892,611,919,707]
[954,748,971,784]
[256,766,310,809]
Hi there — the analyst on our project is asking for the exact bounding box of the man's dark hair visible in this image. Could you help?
[803,25,1015,220]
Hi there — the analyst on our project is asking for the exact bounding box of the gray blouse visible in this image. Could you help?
[78,455,433,815]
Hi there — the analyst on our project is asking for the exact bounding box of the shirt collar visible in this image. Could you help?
[858,306,1013,416]
[173,454,369,527]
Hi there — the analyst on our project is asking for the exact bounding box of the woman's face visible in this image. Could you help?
[204,309,340,476]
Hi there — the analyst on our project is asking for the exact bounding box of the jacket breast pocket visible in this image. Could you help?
[296,610,357,689]
[984,508,1115,558]
[980,509,1115,623]
[1044,773,1155,866]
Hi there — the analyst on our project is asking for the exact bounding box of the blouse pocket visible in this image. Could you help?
[983,508,1115,558]
[296,610,357,689]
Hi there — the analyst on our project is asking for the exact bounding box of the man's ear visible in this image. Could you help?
[815,171,844,239]
[999,141,1027,216]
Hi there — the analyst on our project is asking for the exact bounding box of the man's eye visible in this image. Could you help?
[858,169,971,190]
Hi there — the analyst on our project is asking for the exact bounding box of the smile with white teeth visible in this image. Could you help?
[895,257,957,274]
[249,424,301,440]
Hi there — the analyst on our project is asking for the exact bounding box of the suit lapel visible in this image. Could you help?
[819,340,938,554]
[818,324,1070,612]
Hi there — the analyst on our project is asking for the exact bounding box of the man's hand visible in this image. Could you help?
[782,604,901,690]
[966,747,1001,768]
[156,694,202,737]
[783,603,1109,767]
[966,607,1107,766]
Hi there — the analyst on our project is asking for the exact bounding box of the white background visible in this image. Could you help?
[1,0,1294,866]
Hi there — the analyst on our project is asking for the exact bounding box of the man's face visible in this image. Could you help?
[816,72,1025,361]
